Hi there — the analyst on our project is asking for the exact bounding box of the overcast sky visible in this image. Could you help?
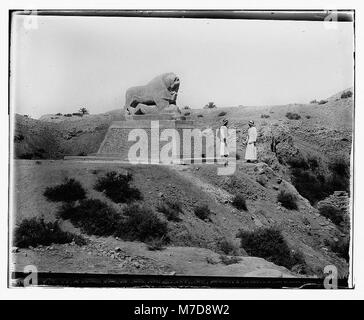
[12,15,354,118]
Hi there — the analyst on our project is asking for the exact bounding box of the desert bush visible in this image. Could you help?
[310,99,317,104]
[204,102,216,109]
[58,199,123,236]
[64,114,72,117]
[18,153,33,159]
[79,107,89,115]
[14,217,86,248]
[319,205,345,226]
[218,238,239,255]
[197,114,203,118]
[329,158,350,177]
[72,112,83,117]
[44,178,86,203]
[289,155,349,205]
[218,111,227,117]
[157,199,182,222]
[287,155,309,170]
[277,190,298,210]
[306,115,311,119]
[341,91,353,99]
[194,204,212,220]
[325,237,350,262]
[59,200,168,242]
[146,237,166,251]
[94,171,142,203]
[318,100,328,105]
[232,194,248,211]
[307,157,319,170]
[235,153,241,160]
[14,134,24,142]
[261,114,270,118]
[285,112,301,120]
[236,228,306,271]
[219,255,241,265]
[184,112,191,116]
[290,168,328,205]
[119,204,169,242]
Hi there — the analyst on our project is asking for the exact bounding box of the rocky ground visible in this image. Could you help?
[11,159,348,278]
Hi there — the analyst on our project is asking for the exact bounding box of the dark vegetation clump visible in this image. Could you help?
[78,151,87,156]
[285,112,301,120]
[197,114,203,118]
[119,204,169,242]
[157,200,182,222]
[18,149,46,159]
[235,153,241,160]
[58,200,168,243]
[325,237,350,262]
[58,199,123,236]
[204,102,216,109]
[79,107,89,115]
[288,155,350,205]
[146,237,166,251]
[318,100,328,105]
[194,204,212,221]
[329,158,350,177]
[64,114,72,117]
[14,133,24,143]
[218,238,239,255]
[306,115,311,119]
[232,194,248,211]
[341,91,353,99]
[310,99,317,104]
[44,178,86,203]
[94,171,142,203]
[218,111,227,117]
[319,205,345,226]
[277,190,298,210]
[261,114,270,118]
[236,228,306,271]
[18,153,34,159]
[14,217,86,248]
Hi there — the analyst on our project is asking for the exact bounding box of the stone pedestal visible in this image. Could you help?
[97,118,204,163]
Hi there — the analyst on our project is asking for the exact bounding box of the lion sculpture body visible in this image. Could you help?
[124,73,181,117]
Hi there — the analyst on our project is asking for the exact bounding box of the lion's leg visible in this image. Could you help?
[134,104,159,115]
[154,98,170,112]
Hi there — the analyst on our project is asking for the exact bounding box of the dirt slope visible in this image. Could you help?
[12,160,348,277]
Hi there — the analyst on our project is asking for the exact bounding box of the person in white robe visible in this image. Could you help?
[245,120,257,162]
[220,119,229,166]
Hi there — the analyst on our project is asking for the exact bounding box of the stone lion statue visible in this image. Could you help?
[124,73,181,116]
